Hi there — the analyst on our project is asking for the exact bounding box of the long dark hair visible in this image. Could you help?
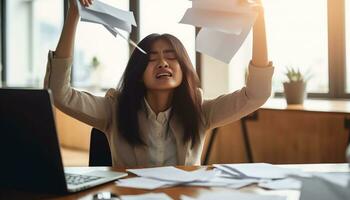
[117,33,201,148]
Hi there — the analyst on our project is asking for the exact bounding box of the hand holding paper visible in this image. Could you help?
[179,0,260,63]
[75,0,146,54]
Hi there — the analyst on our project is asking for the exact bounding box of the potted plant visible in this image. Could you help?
[283,67,307,104]
[90,56,102,89]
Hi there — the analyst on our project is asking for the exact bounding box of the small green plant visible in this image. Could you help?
[284,67,305,83]
[91,56,100,69]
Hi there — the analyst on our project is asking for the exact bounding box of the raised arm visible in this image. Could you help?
[55,0,92,58]
[252,0,269,67]
[44,0,116,133]
[202,1,274,130]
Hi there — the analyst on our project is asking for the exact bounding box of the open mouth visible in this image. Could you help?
[156,72,173,79]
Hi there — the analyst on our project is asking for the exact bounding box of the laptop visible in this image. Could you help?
[0,88,127,194]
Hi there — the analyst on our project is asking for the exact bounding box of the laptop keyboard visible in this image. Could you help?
[65,173,103,185]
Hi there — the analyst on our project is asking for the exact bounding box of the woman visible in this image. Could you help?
[44,0,274,167]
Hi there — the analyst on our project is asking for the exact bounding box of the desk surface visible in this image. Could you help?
[3,164,349,200]
[262,98,350,114]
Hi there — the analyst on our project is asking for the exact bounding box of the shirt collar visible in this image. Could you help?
[144,98,172,124]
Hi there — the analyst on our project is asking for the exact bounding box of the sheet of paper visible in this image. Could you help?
[214,163,306,179]
[127,166,215,182]
[195,26,251,64]
[192,0,256,14]
[180,8,243,35]
[214,167,242,178]
[77,0,133,32]
[187,177,257,188]
[179,0,259,63]
[85,0,136,26]
[116,177,175,190]
[258,178,302,190]
[120,192,173,200]
[180,190,287,200]
[299,176,350,200]
[76,0,146,54]
[120,193,173,200]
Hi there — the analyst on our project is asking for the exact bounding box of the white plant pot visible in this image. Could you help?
[283,82,306,104]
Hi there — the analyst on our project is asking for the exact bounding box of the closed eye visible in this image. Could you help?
[164,52,177,60]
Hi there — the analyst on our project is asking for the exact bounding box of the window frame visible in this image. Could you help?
[1,0,6,84]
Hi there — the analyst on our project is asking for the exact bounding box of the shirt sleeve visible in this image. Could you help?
[202,61,274,130]
[43,50,116,133]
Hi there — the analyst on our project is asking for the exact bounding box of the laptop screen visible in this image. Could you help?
[0,89,68,193]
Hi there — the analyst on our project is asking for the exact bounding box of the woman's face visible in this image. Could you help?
[143,39,183,91]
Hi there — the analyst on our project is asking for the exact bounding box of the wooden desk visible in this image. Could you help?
[2,164,349,200]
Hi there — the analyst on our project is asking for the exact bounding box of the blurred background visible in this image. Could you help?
[1,0,349,166]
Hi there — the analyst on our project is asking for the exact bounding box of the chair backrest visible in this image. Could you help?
[89,128,112,166]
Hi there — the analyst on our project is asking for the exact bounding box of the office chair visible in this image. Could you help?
[89,128,112,166]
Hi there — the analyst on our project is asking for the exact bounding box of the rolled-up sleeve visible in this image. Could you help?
[202,61,274,130]
[44,50,115,133]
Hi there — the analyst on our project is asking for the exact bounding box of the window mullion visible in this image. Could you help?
[328,0,346,98]
[1,0,6,85]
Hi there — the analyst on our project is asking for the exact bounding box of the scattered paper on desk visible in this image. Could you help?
[180,190,286,200]
[186,177,257,188]
[76,0,146,54]
[120,192,173,200]
[258,178,302,190]
[127,166,215,182]
[116,177,175,190]
[214,163,306,179]
[179,0,258,63]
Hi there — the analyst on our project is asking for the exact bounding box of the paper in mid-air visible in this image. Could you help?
[180,0,258,63]
[76,0,146,54]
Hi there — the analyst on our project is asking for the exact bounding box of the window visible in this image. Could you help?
[264,0,328,94]
[6,0,63,87]
[73,0,129,90]
[139,0,196,66]
[229,0,329,94]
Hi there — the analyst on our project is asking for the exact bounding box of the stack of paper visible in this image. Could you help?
[179,0,258,63]
[76,0,146,54]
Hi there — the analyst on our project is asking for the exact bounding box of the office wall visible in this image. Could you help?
[201,55,230,99]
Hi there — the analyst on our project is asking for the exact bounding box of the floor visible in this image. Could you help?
[60,146,89,166]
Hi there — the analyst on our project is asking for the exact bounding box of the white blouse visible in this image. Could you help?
[143,99,177,166]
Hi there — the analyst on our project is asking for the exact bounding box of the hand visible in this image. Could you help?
[238,0,264,15]
[69,0,93,12]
